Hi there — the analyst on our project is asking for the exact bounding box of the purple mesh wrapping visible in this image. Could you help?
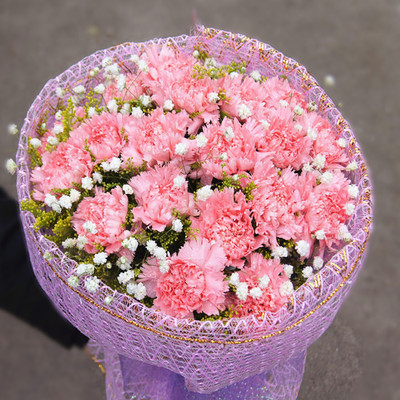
[16,26,373,399]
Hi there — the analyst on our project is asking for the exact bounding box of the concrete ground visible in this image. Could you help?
[1,0,399,399]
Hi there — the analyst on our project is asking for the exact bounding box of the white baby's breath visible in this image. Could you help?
[131,107,144,118]
[315,229,326,240]
[346,161,358,171]
[67,275,80,288]
[163,100,174,111]
[237,104,252,120]
[172,219,183,233]
[196,185,213,201]
[62,238,76,249]
[8,123,19,135]
[6,159,17,175]
[249,287,263,299]
[313,256,324,270]
[117,75,126,92]
[196,133,208,148]
[338,224,352,241]
[271,246,288,259]
[118,270,135,286]
[30,138,41,149]
[159,259,170,274]
[344,202,355,215]
[250,70,261,81]
[102,57,113,67]
[173,175,185,189]
[81,176,94,190]
[223,127,235,141]
[302,266,313,279]
[280,281,294,296]
[56,87,65,98]
[219,152,228,161]
[59,195,72,209]
[88,107,97,118]
[69,189,80,203]
[92,171,103,183]
[320,171,333,184]
[93,252,108,265]
[313,154,326,170]
[47,135,60,145]
[120,103,131,115]
[122,184,133,195]
[175,142,188,156]
[229,272,240,286]
[146,240,158,254]
[293,105,303,116]
[296,240,310,257]
[122,237,138,252]
[94,84,105,94]
[279,100,289,107]
[207,92,220,103]
[73,85,85,95]
[139,94,152,107]
[117,256,131,271]
[137,59,148,73]
[259,274,271,289]
[283,265,294,279]
[236,282,249,301]
[85,276,100,293]
[107,99,118,113]
[348,184,359,199]
[307,128,317,140]
[76,235,88,250]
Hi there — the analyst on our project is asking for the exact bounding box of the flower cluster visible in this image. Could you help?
[20,44,358,320]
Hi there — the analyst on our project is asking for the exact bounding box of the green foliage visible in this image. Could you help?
[46,214,74,245]
[193,60,247,80]
[214,171,258,201]
[20,199,44,218]
[194,306,237,321]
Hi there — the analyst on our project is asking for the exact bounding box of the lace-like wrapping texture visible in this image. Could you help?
[17,26,373,396]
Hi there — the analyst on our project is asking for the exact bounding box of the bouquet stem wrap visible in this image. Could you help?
[88,341,306,399]
[17,26,373,399]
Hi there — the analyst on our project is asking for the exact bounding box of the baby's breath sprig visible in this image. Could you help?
[192,60,247,80]
[44,214,74,245]
[27,140,42,168]
[215,171,258,201]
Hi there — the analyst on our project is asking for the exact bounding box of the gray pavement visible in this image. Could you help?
[1,0,399,399]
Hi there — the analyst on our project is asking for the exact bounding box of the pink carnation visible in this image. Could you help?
[261,76,308,111]
[251,166,315,248]
[232,253,291,317]
[299,112,349,169]
[122,107,191,167]
[253,106,313,170]
[219,74,269,119]
[191,188,260,267]
[71,186,129,254]
[68,112,130,161]
[305,171,353,248]
[31,142,93,201]
[194,117,264,181]
[139,239,228,319]
[103,73,144,104]
[129,164,194,231]
[140,45,220,134]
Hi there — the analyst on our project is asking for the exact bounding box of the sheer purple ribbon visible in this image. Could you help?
[93,341,306,400]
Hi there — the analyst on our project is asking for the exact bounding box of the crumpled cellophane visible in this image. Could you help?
[17,25,373,399]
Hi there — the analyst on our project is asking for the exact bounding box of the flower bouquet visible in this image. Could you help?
[15,26,373,399]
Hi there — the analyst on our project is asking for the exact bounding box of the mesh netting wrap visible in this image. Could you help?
[16,26,373,399]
